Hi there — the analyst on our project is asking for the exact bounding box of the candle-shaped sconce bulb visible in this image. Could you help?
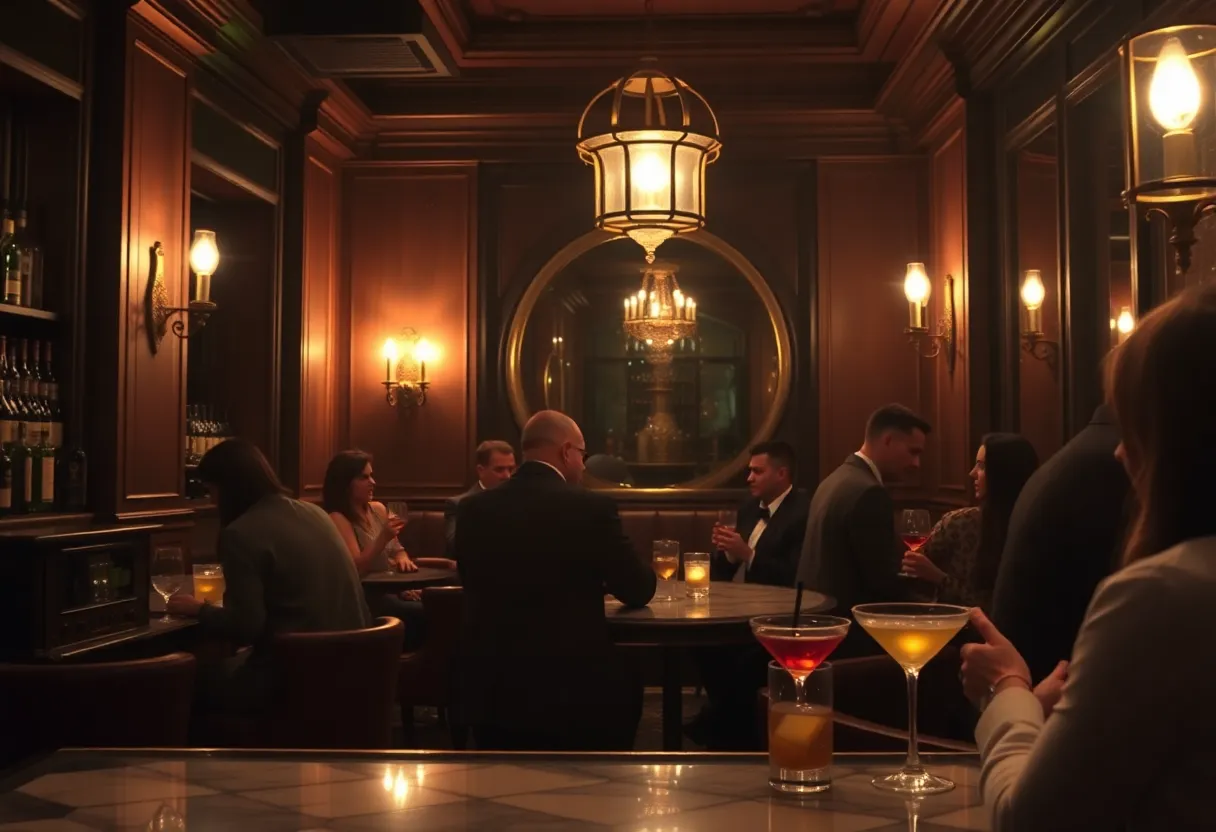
[1149,36,1203,178]
[903,262,930,330]
[1021,270,1046,334]
[413,338,437,384]
[382,338,399,384]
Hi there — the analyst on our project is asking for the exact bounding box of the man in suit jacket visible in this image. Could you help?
[443,439,516,558]
[991,403,1128,683]
[711,440,810,587]
[798,403,930,656]
[454,410,656,751]
[689,441,810,749]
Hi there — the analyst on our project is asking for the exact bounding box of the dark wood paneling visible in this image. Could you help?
[345,165,478,494]
[929,111,972,503]
[299,143,340,496]
[118,31,191,513]
[817,158,925,483]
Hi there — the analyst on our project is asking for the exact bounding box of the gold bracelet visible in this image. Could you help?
[988,673,1032,695]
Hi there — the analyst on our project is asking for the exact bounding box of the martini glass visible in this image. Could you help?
[852,602,971,795]
[750,614,851,704]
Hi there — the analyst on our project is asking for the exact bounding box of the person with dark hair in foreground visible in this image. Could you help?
[688,440,811,749]
[902,433,1039,612]
[961,281,1216,830]
[799,403,930,655]
[167,439,371,715]
[455,410,655,751]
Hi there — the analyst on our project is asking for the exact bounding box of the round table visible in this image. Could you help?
[361,567,459,590]
[606,581,834,751]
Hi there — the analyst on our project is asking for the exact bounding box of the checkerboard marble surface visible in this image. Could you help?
[0,751,989,831]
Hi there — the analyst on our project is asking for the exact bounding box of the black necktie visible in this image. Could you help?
[757,506,771,522]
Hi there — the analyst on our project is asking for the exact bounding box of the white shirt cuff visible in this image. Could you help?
[975,686,1043,756]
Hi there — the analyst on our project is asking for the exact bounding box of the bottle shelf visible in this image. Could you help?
[0,511,91,530]
[0,304,56,323]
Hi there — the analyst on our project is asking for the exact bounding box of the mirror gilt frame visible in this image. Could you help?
[505,229,793,492]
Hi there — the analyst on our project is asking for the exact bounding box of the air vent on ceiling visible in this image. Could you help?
[280,35,449,77]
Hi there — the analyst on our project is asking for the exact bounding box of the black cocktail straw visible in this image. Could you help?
[793,581,804,626]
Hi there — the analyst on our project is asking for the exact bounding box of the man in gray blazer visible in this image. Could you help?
[798,404,930,655]
[444,440,516,557]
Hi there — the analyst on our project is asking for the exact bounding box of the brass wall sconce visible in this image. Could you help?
[1020,269,1059,373]
[381,328,435,409]
[1121,25,1216,275]
[902,262,956,375]
[145,230,220,354]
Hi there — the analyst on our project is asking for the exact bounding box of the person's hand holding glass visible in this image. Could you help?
[898,509,931,577]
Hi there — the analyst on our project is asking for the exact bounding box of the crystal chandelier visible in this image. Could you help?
[578,58,721,264]
[623,263,697,348]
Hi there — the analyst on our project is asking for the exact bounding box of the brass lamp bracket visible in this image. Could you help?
[1021,331,1060,377]
[905,273,957,376]
[145,241,217,354]
[384,327,430,409]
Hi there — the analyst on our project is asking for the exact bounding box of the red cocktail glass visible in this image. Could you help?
[750,614,851,704]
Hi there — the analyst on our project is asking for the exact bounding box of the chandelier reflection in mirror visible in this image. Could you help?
[577,59,722,264]
[623,263,698,465]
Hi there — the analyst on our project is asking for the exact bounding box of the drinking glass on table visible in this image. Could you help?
[151,547,185,622]
[767,660,834,794]
[652,539,680,601]
[683,551,711,598]
[899,509,931,575]
[852,602,971,795]
[192,563,225,607]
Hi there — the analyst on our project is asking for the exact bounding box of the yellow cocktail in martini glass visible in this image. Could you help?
[852,602,971,795]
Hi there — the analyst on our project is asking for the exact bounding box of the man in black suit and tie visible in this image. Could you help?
[688,441,810,749]
[443,439,516,558]
[798,403,930,656]
[454,410,656,751]
[991,403,1128,682]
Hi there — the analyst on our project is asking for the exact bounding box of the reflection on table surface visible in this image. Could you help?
[0,750,986,830]
[606,582,831,623]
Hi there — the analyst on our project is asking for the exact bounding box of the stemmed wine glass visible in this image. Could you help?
[852,603,971,795]
[151,547,185,622]
[899,510,931,576]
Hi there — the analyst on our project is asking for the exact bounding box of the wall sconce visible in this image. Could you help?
[145,230,220,354]
[381,328,434,409]
[1020,269,1059,373]
[1114,306,1136,342]
[902,262,956,375]
[1121,25,1216,274]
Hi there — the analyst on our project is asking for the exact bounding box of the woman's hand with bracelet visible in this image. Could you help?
[960,609,1033,710]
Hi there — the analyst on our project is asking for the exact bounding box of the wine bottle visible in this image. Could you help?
[61,445,86,511]
[0,440,12,516]
[0,335,16,449]
[41,341,60,447]
[14,122,42,310]
[1,214,18,305]
[17,338,43,443]
[28,427,52,512]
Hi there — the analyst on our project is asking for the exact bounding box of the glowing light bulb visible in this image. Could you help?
[381,338,399,362]
[903,262,930,304]
[1149,37,1202,131]
[188,229,219,276]
[413,338,437,364]
[1021,270,1046,311]
[1117,307,1135,334]
[631,151,669,193]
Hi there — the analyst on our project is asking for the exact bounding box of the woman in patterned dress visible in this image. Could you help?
[902,433,1039,611]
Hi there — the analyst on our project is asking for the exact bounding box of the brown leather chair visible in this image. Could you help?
[397,587,467,748]
[0,652,196,766]
[267,616,404,749]
[209,617,405,749]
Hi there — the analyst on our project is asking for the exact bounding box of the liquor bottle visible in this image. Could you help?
[1,213,18,305]
[17,338,44,443]
[15,209,41,309]
[41,341,60,447]
[6,338,28,444]
[0,440,11,516]
[61,445,86,511]
[0,335,16,449]
[28,427,52,512]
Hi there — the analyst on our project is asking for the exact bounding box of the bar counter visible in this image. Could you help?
[0,749,989,830]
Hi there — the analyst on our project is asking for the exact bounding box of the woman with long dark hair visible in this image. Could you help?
[322,449,426,647]
[322,449,416,577]
[960,283,1216,829]
[902,433,1039,610]
[167,439,371,714]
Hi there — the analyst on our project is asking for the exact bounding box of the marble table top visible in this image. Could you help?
[0,750,988,831]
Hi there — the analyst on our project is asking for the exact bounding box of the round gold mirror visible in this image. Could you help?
[505,230,792,489]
